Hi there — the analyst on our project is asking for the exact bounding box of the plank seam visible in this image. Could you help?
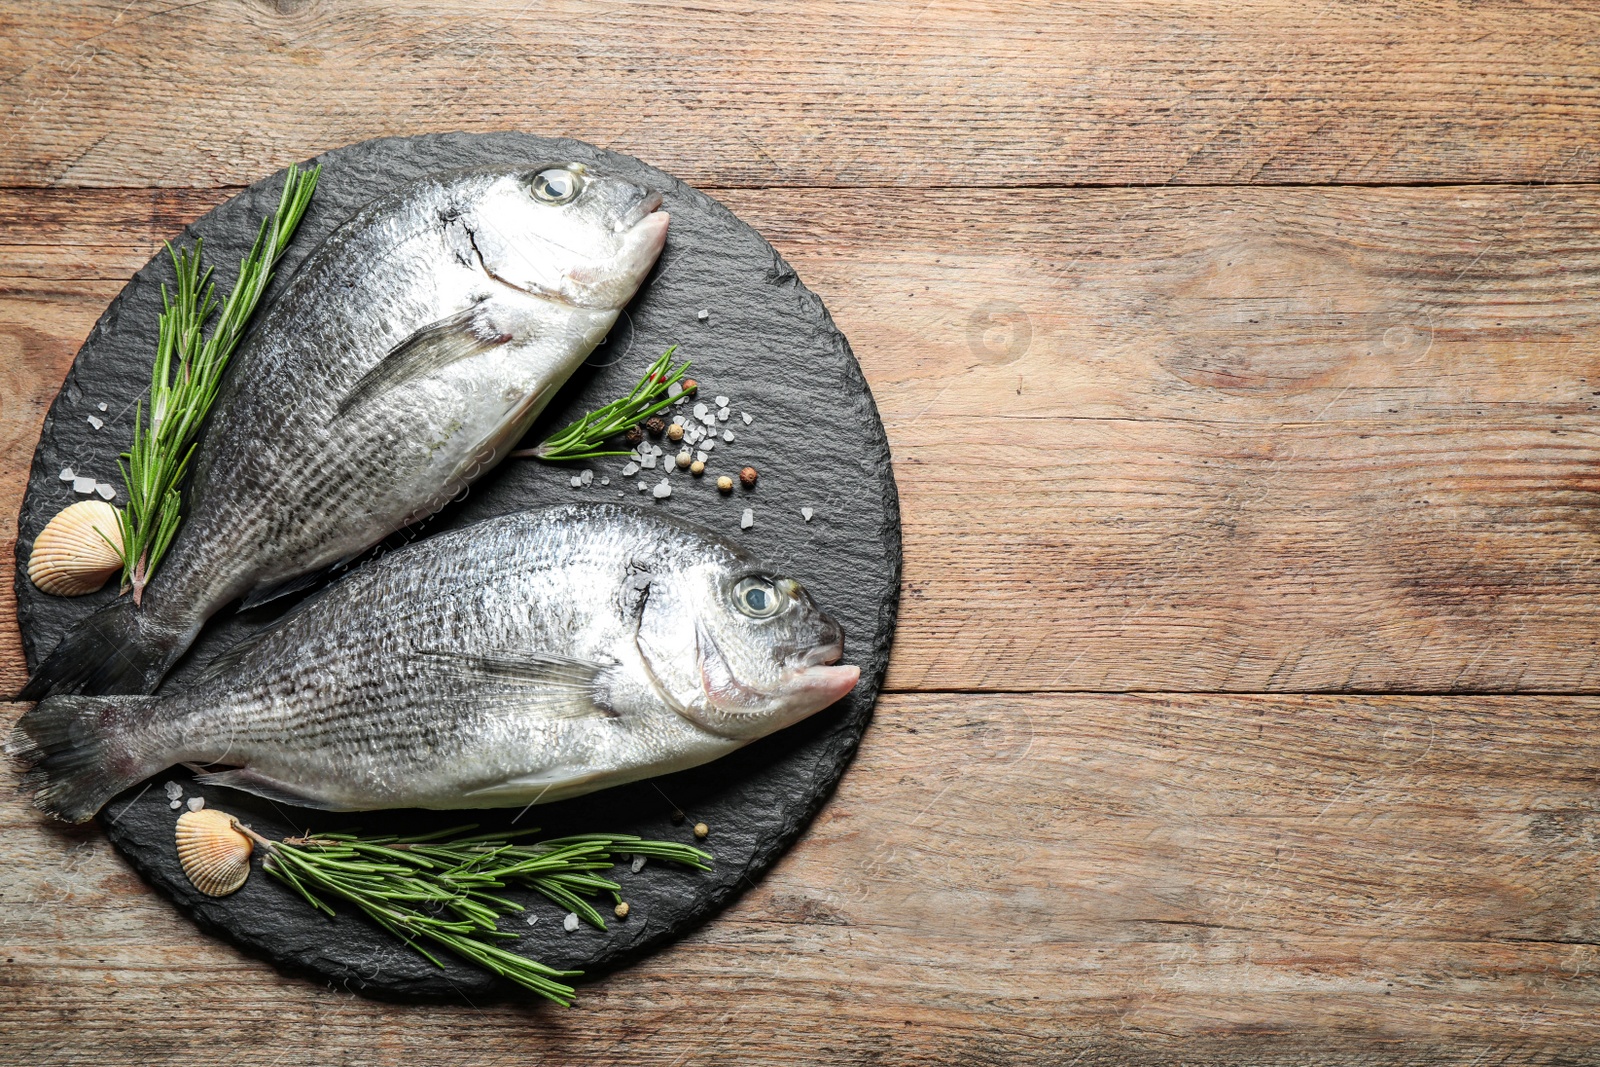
[8,180,1600,194]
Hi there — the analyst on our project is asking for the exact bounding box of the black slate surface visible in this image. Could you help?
[13,133,900,1004]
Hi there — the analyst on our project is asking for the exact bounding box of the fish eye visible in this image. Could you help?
[530,167,584,205]
[733,576,784,619]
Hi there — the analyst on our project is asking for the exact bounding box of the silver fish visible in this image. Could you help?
[10,504,860,822]
[22,163,669,699]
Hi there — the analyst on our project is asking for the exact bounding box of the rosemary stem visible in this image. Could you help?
[118,163,320,601]
[244,821,710,1005]
[513,347,690,463]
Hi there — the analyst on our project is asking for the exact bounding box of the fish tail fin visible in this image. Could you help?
[16,599,187,700]
[6,694,164,822]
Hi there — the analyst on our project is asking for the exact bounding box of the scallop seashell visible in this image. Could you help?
[175,808,254,897]
[28,500,124,596]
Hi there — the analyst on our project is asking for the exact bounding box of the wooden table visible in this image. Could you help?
[5,2,1600,1062]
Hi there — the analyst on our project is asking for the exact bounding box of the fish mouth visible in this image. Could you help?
[788,612,845,669]
[787,664,861,706]
[615,191,668,268]
[783,616,851,700]
[619,190,667,233]
[795,640,844,669]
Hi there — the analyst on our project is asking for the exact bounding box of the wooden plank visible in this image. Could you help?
[4,0,1600,190]
[3,184,1599,694]
[6,692,1600,1064]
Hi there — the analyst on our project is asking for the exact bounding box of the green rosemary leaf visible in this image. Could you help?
[527,880,608,929]
[514,347,690,463]
[117,163,320,603]
[264,854,336,918]
[247,820,709,1005]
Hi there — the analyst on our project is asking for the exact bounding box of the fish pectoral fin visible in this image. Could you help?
[417,648,620,720]
[191,767,342,811]
[335,304,516,418]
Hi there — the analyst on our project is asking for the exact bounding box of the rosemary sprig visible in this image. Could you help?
[516,346,690,462]
[238,821,711,1006]
[118,164,320,603]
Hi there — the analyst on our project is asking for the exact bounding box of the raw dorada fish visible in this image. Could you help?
[11,505,860,822]
[21,163,669,699]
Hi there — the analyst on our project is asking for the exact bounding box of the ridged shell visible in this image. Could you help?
[28,500,124,596]
[175,808,254,896]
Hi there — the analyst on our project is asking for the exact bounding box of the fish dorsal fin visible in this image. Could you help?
[335,304,514,418]
[192,767,341,810]
[416,648,620,721]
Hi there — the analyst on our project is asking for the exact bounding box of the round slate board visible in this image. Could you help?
[14,133,900,1003]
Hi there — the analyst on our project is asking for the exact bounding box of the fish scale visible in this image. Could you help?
[20,163,670,701]
[11,504,861,822]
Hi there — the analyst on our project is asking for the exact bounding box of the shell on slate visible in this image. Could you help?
[175,808,254,897]
[28,499,124,596]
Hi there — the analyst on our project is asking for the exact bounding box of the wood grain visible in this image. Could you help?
[4,0,1600,190]
[7,2,1600,1058]
[4,184,1598,694]
[6,692,1600,1065]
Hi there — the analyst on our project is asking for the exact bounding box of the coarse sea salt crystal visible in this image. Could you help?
[72,476,96,494]
[581,469,593,486]
[715,395,729,408]
[600,477,610,486]
[741,508,754,530]
[695,450,708,463]
[186,796,205,812]
[631,854,647,873]
[667,382,682,398]
[164,781,183,801]
[641,454,657,469]
[563,912,580,932]
[653,480,672,499]
[742,412,753,425]
[525,914,540,927]
[802,507,814,521]
[638,479,648,492]
[697,309,709,321]
[87,415,104,430]
[693,402,709,421]
[701,438,715,452]
[169,799,182,810]
[59,466,75,482]
[95,483,116,501]
[97,402,108,412]
[717,408,729,422]
[722,430,735,443]
[622,461,639,477]
[569,475,583,488]
[701,411,717,427]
